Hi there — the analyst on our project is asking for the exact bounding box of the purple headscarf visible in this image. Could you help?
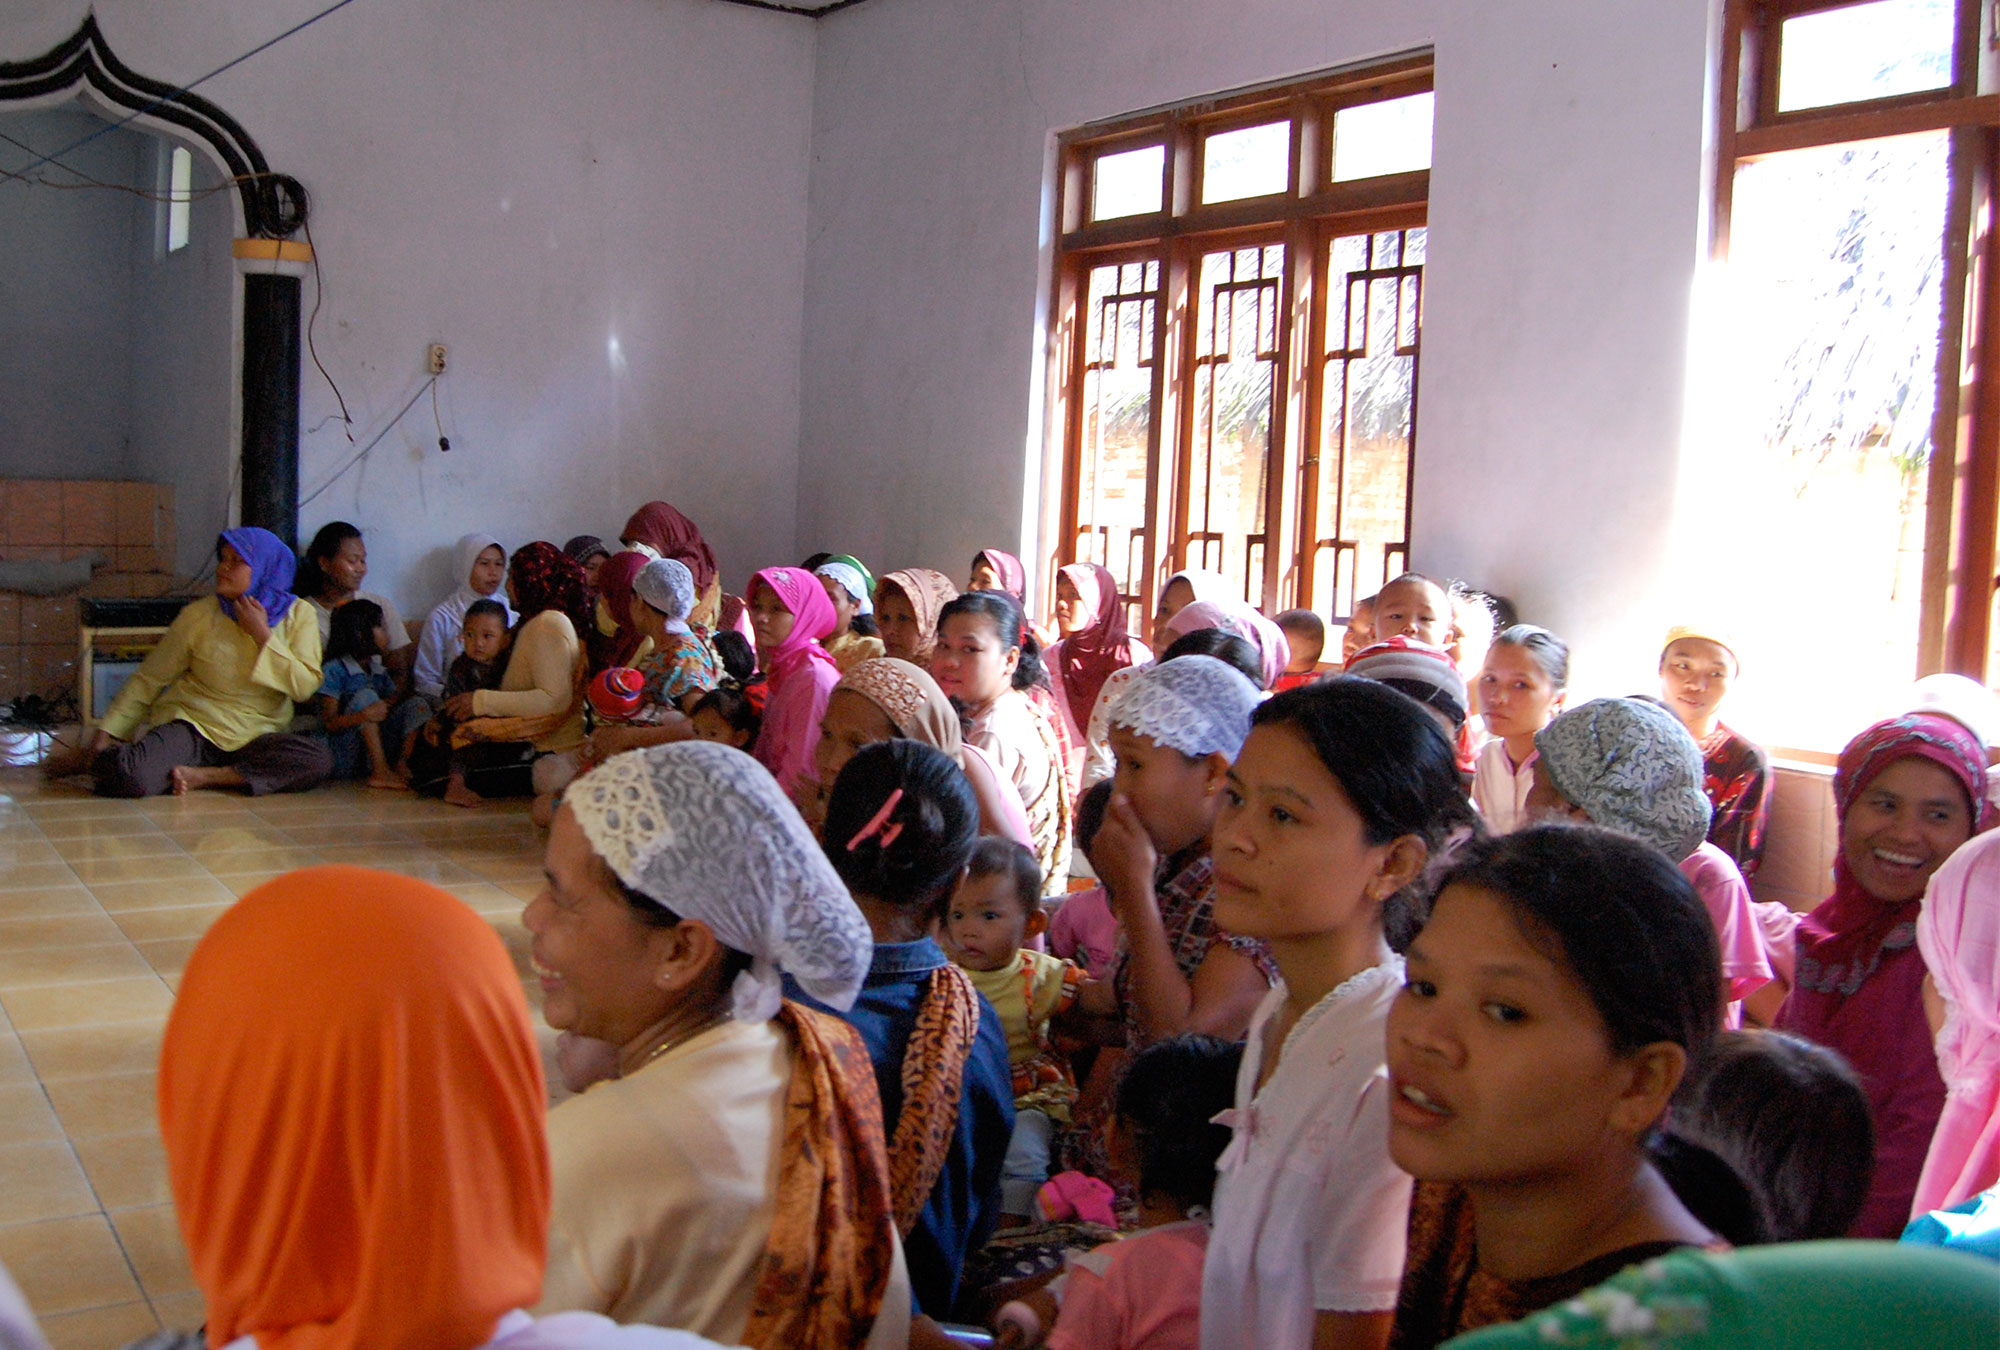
[218,527,299,624]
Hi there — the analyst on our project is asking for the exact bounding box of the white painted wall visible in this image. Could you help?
[799,0,1721,696]
[1,0,817,616]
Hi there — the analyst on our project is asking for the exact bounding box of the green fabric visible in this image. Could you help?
[1441,1241,1999,1350]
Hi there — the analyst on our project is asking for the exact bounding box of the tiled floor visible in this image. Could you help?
[0,766,551,1348]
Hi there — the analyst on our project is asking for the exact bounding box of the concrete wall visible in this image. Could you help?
[799,0,1721,697]
[1,0,817,616]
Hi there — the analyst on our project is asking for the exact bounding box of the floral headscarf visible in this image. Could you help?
[508,541,591,634]
[564,741,874,1021]
[875,569,958,663]
[634,558,696,637]
[1109,655,1260,760]
[837,658,962,757]
[1534,697,1711,862]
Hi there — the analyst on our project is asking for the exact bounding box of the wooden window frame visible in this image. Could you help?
[1715,0,2000,688]
[1044,55,1433,628]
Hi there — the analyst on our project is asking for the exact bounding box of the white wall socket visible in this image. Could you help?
[427,343,448,375]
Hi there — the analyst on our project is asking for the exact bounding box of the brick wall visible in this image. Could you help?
[0,480,181,706]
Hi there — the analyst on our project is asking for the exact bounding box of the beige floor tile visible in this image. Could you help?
[500,878,546,902]
[37,1300,159,1350]
[87,877,236,911]
[188,845,327,875]
[45,1072,158,1142]
[0,1213,141,1315]
[0,912,128,950]
[464,857,548,885]
[0,1034,29,1086]
[47,833,187,865]
[447,881,525,912]
[133,938,201,980]
[66,854,212,886]
[0,977,172,1031]
[72,1131,172,1210]
[30,814,167,840]
[0,839,62,867]
[0,885,99,919]
[279,822,429,847]
[22,799,142,822]
[165,824,299,853]
[148,1289,206,1334]
[0,1140,98,1225]
[0,1082,64,1143]
[108,905,231,943]
[0,943,154,990]
[215,871,289,898]
[20,1021,165,1082]
[0,862,83,891]
[110,1204,195,1299]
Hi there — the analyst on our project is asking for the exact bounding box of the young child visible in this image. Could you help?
[688,685,759,749]
[1372,573,1452,647]
[1387,825,1733,1349]
[1201,677,1479,1350]
[1673,1028,1875,1241]
[316,599,409,791]
[1270,609,1327,692]
[1340,593,1377,665]
[1049,780,1117,976]
[1344,637,1469,743]
[404,599,511,806]
[1470,625,1568,832]
[994,1035,1242,1350]
[946,836,1086,1223]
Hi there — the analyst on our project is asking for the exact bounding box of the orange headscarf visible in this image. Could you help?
[159,866,549,1350]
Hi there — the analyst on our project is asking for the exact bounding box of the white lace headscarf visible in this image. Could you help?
[1108,654,1261,760]
[633,558,696,636]
[563,741,873,1020]
[814,561,874,616]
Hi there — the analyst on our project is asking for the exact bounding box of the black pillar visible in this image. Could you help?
[240,272,301,553]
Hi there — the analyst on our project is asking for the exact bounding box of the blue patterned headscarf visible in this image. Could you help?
[1535,696,1712,862]
[217,527,299,624]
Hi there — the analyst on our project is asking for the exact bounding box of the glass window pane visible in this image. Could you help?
[1776,0,1953,113]
[1093,144,1165,221]
[1202,122,1290,204]
[1075,259,1162,626]
[1703,131,1948,748]
[167,145,192,253]
[1332,92,1434,182]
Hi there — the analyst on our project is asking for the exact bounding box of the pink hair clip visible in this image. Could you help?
[846,788,905,852]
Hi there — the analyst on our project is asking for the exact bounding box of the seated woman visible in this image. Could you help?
[585,559,720,765]
[532,741,908,1346]
[414,533,515,701]
[1659,625,1773,879]
[563,533,612,590]
[805,656,1032,846]
[1911,828,2000,1220]
[296,520,413,673]
[1526,696,1776,1028]
[142,863,747,1350]
[934,589,1072,895]
[1778,712,1991,1236]
[1045,563,1149,794]
[51,528,332,797]
[815,558,888,674]
[747,566,843,798]
[620,501,723,630]
[586,552,651,675]
[1388,825,1733,1349]
[875,568,958,666]
[1148,567,1231,650]
[445,542,589,806]
[1164,598,1287,690]
[808,740,1015,1322]
[968,548,1054,648]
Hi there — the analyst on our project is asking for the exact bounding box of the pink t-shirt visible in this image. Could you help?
[1679,841,1777,1027]
[1049,886,1117,975]
[1047,1221,1209,1350]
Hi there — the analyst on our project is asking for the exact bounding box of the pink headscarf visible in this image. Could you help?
[1913,830,2000,1217]
[1166,598,1291,690]
[973,549,1029,601]
[1054,563,1140,737]
[749,567,841,795]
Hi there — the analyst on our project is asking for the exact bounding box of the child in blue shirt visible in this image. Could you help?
[316,599,410,790]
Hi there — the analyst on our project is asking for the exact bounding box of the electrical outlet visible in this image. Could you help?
[427,343,448,375]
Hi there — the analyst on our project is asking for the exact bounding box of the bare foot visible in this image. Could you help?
[443,778,484,808]
[366,771,412,792]
[170,765,243,795]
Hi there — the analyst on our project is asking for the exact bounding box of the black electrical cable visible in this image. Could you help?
[299,211,354,442]
[299,376,436,508]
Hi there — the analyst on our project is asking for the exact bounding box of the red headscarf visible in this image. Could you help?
[590,551,649,670]
[622,501,718,594]
[973,548,1028,601]
[750,567,842,795]
[1053,562,1139,735]
[1780,711,1993,1236]
[507,541,590,635]
[160,867,548,1350]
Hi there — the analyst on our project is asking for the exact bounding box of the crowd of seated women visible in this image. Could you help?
[18,500,1999,1350]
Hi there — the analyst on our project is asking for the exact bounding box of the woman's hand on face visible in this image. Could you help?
[441,692,480,721]
[1094,792,1160,915]
[233,592,272,646]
